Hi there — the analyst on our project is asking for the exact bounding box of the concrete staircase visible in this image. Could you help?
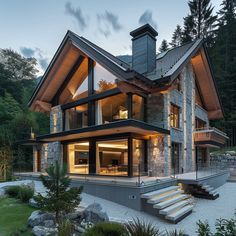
[141,185,194,223]
[187,183,219,200]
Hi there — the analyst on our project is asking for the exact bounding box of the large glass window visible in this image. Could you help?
[132,95,144,121]
[96,139,128,176]
[65,103,88,130]
[94,62,117,93]
[170,104,180,128]
[59,58,88,104]
[95,94,128,125]
[67,142,89,174]
[132,139,145,176]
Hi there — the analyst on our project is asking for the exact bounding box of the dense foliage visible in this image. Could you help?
[0,48,49,172]
[34,161,83,223]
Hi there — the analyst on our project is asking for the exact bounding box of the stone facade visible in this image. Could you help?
[39,106,63,171]
[146,62,209,176]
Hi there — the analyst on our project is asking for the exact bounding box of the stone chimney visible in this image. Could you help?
[130,24,158,74]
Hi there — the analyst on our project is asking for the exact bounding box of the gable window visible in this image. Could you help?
[170,104,180,128]
[95,93,128,125]
[94,62,117,94]
[195,81,204,108]
[59,58,89,104]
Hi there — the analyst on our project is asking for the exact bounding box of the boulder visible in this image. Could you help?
[66,206,85,220]
[29,198,41,208]
[43,220,55,228]
[32,226,57,236]
[82,203,109,224]
[28,210,55,227]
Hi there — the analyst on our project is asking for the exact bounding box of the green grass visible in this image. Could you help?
[0,197,34,236]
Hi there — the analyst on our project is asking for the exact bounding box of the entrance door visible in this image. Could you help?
[171,142,181,175]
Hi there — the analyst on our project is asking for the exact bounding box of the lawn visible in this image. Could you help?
[0,197,34,236]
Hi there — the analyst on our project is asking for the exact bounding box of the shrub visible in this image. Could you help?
[83,222,128,236]
[58,219,73,236]
[166,229,186,236]
[196,220,212,236]
[17,185,34,203]
[215,218,236,235]
[6,186,20,198]
[125,218,162,236]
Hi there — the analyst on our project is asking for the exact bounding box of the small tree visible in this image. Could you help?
[159,40,169,53]
[35,161,83,223]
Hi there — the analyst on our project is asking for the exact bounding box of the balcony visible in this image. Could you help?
[194,127,228,147]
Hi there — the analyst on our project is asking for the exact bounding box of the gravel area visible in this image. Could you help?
[1,180,236,235]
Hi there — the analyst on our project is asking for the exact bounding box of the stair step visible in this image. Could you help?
[210,190,218,196]
[166,205,194,222]
[141,186,179,199]
[202,184,211,189]
[154,194,189,209]
[205,187,214,192]
[159,200,190,215]
[148,190,184,204]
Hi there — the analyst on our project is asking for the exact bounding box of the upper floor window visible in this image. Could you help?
[195,117,206,130]
[94,62,117,94]
[170,104,180,128]
[64,103,88,130]
[95,93,128,125]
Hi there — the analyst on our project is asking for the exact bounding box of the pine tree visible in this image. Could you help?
[35,161,83,223]
[170,25,183,47]
[210,0,236,145]
[181,15,195,43]
[188,0,217,40]
[159,40,169,52]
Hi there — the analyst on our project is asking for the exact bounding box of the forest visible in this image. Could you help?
[0,0,235,174]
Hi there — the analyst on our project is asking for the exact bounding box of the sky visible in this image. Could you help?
[0,0,222,75]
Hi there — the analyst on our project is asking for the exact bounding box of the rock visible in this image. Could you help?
[0,188,5,197]
[32,226,57,236]
[66,207,84,220]
[82,203,109,224]
[29,198,40,208]
[43,220,55,228]
[28,210,55,227]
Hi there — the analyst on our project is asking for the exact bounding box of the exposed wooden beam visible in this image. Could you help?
[35,100,51,112]
[116,80,147,96]
[52,55,85,105]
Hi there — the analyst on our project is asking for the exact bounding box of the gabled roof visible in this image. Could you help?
[29,29,223,119]
[143,39,203,82]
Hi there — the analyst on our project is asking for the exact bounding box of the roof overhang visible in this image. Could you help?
[191,46,224,119]
[37,119,169,142]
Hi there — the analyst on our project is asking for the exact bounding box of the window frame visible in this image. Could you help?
[170,103,180,129]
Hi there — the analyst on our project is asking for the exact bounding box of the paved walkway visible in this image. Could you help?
[1,180,236,235]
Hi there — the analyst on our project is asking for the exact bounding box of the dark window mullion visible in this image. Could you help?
[128,93,132,119]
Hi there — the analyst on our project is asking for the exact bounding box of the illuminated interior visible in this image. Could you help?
[66,138,146,176]
[67,142,89,174]
[95,94,128,125]
[96,139,128,176]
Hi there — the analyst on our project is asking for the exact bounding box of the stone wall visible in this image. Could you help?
[146,62,209,176]
[50,105,63,133]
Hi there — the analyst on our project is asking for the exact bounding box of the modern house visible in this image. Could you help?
[22,24,229,223]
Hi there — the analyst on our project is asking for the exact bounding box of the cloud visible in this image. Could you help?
[20,47,49,73]
[65,2,87,31]
[97,11,123,38]
[139,10,157,29]
[20,47,35,58]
